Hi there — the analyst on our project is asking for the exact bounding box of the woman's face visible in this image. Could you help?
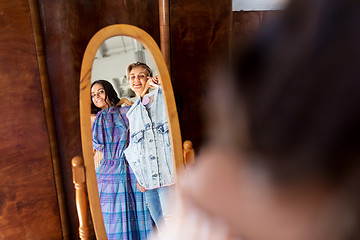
[91,83,109,109]
[128,66,149,97]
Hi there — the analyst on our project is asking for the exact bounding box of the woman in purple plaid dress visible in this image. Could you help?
[91,80,154,240]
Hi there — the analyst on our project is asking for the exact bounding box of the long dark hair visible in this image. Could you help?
[91,80,120,114]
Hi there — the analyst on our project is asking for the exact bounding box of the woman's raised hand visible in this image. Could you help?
[148,75,161,89]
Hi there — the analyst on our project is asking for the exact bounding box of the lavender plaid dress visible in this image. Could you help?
[92,106,154,240]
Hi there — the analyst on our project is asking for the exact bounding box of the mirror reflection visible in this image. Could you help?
[90,36,175,239]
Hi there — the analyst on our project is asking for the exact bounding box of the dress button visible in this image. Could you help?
[149,139,153,142]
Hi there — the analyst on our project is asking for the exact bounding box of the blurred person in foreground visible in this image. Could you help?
[153,0,360,239]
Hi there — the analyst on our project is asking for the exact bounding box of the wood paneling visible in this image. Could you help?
[232,11,281,51]
[170,0,232,151]
[0,0,62,239]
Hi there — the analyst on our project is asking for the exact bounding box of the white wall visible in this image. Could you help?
[233,0,288,11]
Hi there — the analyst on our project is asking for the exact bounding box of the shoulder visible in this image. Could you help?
[92,109,106,126]
[127,98,141,116]
[94,106,118,121]
[120,105,131,114]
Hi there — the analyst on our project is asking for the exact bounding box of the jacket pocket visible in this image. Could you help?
[132,130,144,143]
[157,123,170,146]
[131,130,145,158]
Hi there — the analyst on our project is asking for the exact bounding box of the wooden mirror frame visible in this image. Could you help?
[79,24,184,239]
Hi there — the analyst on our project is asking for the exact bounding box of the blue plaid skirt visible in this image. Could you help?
[96,157,154,240]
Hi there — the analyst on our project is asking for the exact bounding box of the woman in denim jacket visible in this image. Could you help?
[124,62,175,229]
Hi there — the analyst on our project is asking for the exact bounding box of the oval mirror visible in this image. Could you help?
[79,24,184,239]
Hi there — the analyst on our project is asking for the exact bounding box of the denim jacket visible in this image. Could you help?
[124,87,175,189]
